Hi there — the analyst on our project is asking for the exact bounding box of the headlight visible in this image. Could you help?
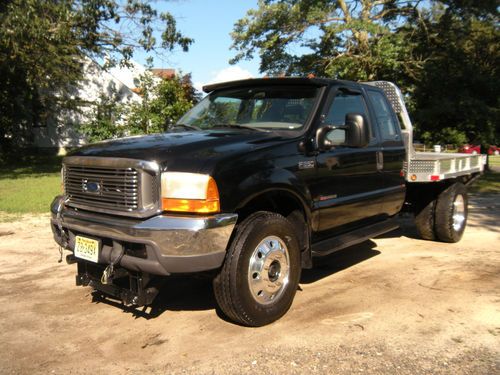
[161,172,220,213]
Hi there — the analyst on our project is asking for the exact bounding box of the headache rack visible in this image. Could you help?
[364,81,486,183]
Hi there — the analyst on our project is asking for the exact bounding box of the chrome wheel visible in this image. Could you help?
[248,235,290,305]
[452,194,465,231]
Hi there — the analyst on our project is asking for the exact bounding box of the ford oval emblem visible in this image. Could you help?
[82,180,101,194]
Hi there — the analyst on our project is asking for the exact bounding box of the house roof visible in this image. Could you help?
[151,68,176,79]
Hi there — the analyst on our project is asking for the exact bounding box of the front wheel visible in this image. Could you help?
[213,211,301,326]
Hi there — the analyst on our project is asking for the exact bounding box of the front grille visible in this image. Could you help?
[65,165,140,212]
[62,156,161,218]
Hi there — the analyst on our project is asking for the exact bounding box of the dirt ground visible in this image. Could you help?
[0,194,498,375]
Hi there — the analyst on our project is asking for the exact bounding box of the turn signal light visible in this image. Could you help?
[162,197,220,213]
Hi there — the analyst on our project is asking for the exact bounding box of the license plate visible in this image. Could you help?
[74,236,100,263]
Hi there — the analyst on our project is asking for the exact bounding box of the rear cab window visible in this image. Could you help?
[367,90,402,145]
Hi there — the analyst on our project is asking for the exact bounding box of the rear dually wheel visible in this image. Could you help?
[435,182,468,243]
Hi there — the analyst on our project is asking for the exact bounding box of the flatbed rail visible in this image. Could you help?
[405,152,486,182]
[364,81,486,183]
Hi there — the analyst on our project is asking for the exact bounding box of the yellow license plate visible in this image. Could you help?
[74,236,100,263]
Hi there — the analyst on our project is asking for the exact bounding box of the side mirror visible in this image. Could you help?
[316,125,337,151]
[316,113,369,151]
[345,113,370,148]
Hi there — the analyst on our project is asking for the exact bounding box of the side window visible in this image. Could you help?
[323,91,372,144]
[325,93,367,125]
[367,90,399,141]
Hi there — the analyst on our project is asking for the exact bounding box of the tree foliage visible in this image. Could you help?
[231,0,423,81]
[410,4,499,145]
[0,0,192,151]
[80,73,198,142]
[78,89,126,144]
[126,73,197,136]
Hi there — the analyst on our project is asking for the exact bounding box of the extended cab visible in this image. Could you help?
[51,78,485,326]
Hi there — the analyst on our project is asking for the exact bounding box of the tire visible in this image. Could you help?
[213,211,301,326]
[414,199,437,240]
[435,182,468,243]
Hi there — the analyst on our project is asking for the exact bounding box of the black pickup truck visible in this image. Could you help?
[51,77,485,326]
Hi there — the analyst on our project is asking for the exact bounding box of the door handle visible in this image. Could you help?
[376,151,384,170]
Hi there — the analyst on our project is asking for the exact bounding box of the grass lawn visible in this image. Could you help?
[469,156,500,193]
[0,155,62,218]
[469,170,500,194]
[488,155,500,167]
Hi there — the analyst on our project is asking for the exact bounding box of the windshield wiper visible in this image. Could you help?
[171,123,201,131]
[212,124,263,132]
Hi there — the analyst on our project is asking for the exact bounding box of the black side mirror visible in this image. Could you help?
[316,112,369,151]
[345,113,370,148]
[316,125,337,151]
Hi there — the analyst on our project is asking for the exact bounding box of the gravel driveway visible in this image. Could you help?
[0,195,498,374]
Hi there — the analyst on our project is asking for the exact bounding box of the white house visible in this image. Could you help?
[32,57,145,149]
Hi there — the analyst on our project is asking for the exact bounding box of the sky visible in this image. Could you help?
[133,0,260,92]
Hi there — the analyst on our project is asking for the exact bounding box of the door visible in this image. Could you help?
[309,86,386,236]
[366,89,406,217]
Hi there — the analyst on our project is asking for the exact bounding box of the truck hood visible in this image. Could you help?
[69,130,285,172]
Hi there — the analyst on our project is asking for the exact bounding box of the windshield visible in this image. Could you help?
[177,85,320,132]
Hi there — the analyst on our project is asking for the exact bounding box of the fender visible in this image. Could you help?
[234,167,313,220]
[230,167,315,269]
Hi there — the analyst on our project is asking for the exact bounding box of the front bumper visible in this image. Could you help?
[50,196,237,275]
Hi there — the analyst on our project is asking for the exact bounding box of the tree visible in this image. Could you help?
[230,0,423,81]
[80,73,198,142]
[78,87,126,143]
[410,3,499,145]
[125,73,197,136]
[0,0,192,152]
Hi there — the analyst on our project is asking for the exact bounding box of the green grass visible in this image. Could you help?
[469,170,500,194]
[0,155,62,216]
[488,155,500,167]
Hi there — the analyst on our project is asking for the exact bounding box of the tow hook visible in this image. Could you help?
[101,247,125,285]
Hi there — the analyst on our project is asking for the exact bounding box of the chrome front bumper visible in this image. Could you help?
[50,196,237,275]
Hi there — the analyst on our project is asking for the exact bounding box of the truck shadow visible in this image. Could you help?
[300,240,380,284]
[91,240,386,320]
[376,216,420,240]
[91,275,217,319]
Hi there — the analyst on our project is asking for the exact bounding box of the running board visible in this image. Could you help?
[311,218,399,257]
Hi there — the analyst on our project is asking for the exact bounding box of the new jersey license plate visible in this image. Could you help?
[74,236,100,263]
